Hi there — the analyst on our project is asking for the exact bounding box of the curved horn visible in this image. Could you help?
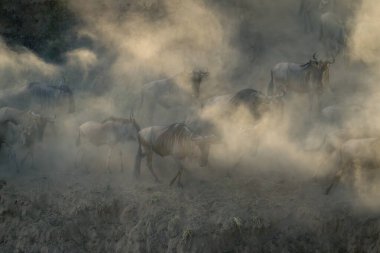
[312,52,318,61]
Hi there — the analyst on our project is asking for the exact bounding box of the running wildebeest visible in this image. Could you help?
[188,88,283,148]
[0,107,55,169]
[319,12,347,56]
[186,88,283,171]
[267,54,334,113]
[193,88,283,135]
[138,69,209,123]
[133,123,217,187]
[325,137,380,195]
[0,81,75,114]
[76,114,140,172]
[199,88,284,124]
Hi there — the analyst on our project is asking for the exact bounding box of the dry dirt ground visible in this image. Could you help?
[1,148,380,253]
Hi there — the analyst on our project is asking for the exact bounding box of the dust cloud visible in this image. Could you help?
[1,0,380,252]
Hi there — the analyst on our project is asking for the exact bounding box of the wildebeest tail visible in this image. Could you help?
[76,130,81,146]
[132,117,142,177]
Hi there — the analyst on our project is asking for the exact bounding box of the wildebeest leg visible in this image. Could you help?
[304,12,312,32]
[325,169,343,195]
[146,152,160,182]
[21,150,33,169]
[316,94,321,115]
[75,146,88,173]
[170,159,184,188]
[119,149,124,172]
[147,102,156,124]
[5,145,20,172]
[308,92,314,114]
[309,92,320,117]
[105,146,113,173]
[31,150,35,169]
[134,143,143,178]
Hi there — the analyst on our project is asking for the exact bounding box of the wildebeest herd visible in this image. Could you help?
[0,0,372,195]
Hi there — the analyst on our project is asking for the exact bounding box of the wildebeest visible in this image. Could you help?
[267,54,334,113]
[0,107,54,169]
[186,88,283,148]
[133,123,217,187]
[138,69,209,123]
[299,0,319,32]
[321,104,363,125]
[201,88,283,121]
[76,115,140,172]
[325,137,380,195]
[0,81,75,114]
[299,0,334,33]
[186,88,283,170]
[319,12,347,56]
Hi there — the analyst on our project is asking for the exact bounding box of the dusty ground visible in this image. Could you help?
[1,146,380,253]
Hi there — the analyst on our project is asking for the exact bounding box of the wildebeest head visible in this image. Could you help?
[306,54,334,92]
[191,134,218,167]
[22,112,54,146]
[318,0,329,10]
[102,114,140,141]
[191,68,209,99]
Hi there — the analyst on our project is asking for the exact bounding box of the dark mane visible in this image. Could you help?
[300,60,319,69]
[229,88,264,107]
[154,123,194,156]
[300,61,311,68]
[229,88,269,119]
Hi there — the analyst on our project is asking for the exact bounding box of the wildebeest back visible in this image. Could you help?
[153,123,192,157]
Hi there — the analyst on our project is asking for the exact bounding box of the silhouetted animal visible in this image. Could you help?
[0,81,75,113]
[76,115,140,172]
[0,107,54,169]
[268,54,334,112]
[138,69,209,123]
[325,137,380,194]
[134,123,217,187]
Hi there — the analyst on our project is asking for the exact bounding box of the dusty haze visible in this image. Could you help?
[1,0,380,252]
